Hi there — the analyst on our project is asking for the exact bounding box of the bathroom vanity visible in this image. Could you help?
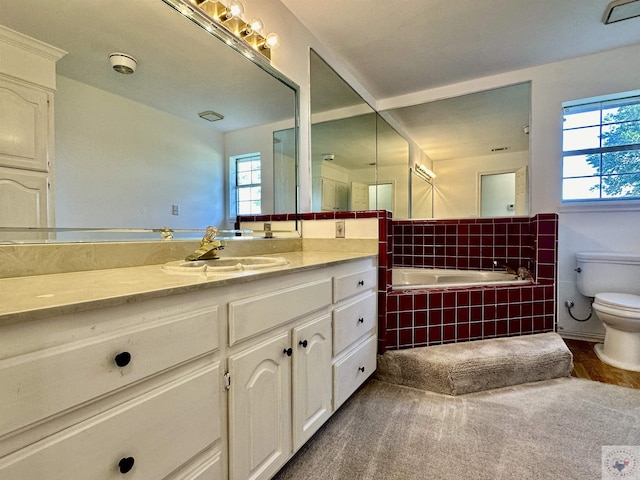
[0,251,377,479]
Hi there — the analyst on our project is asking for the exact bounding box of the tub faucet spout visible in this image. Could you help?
[186,226,225,261]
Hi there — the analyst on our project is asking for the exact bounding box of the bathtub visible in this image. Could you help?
[392,267,531,290]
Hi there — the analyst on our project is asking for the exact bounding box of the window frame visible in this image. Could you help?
[232,153,262,216]
[561,91,640,203]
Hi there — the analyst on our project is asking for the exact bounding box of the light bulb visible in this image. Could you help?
[247,17,264,35]
[264,32,280,49]
[228,0,244,18]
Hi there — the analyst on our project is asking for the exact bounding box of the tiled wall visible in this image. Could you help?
[238,211,558,353]
[383,214,558,351]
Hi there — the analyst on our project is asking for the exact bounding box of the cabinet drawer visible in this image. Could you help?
[229,278,332,345]
[333,268,377,303]
[333,335,377,410]
[0,305,219,437]
[333,292,377,355]
[0,364,220,479]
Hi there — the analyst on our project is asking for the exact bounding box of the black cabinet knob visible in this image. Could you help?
[283,347,293,356]
[118,456,135,474]
[359,366,365,373]
[357,280,364,286]
[299,340,308,348]
[358,317,364,324]
[114,351,132,367]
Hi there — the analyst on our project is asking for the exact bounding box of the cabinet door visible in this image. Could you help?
[292,315,332,450]
[0,79,50,172]
[0,167,50,230]
[321,177,336,211]
[228,332,292,480]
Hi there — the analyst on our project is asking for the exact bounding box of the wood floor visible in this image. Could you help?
[564,339,640,389]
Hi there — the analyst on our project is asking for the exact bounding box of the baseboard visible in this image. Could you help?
[558,330,605,342]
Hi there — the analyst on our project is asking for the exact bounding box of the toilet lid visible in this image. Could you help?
[594,292,640,312]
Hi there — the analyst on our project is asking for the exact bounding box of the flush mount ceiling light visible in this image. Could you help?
[109,53,137,74]
[198,110,224,122]
[322,153,335,161]
[162,0,280,61]
[603,0,640,24]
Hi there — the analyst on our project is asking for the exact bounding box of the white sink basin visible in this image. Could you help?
[162,256,289,275]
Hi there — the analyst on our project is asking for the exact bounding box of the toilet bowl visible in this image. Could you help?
[592,293,640,371]
[575,252,640,372]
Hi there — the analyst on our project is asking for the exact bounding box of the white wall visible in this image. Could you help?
[55,76,225,232]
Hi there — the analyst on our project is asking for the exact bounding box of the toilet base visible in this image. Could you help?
[594,343,640,372]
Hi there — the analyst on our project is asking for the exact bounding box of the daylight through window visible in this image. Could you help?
[562,93,640,201]
[235,154,261,215]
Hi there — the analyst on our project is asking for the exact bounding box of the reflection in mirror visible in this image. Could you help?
[410,168,434,218]
[0,0,298,243]
[382,82,531,219]
[376,114,410,217]
[310,50,377,212]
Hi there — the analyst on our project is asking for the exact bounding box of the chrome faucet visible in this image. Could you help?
[185,226,225,261]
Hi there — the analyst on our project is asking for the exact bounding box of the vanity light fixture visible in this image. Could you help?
[603,0,640,24]
[415,163,436,179]
[322,153,335,161]
[199,110,224,122]
[166,0,280,61]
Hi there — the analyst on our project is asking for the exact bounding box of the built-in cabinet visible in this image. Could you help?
[0,257,377,480]
[0,26,65,231]
[320,177,350,211]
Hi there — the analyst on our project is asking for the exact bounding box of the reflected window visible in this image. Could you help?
[234,154,262,215]
[562,91,640,201]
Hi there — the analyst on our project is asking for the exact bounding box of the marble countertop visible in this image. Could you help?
[0,251,376,325]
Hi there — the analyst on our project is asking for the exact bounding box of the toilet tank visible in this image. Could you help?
[575,252,640,297]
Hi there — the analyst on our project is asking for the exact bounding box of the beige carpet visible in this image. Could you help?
[376,333,573,395]
[273,378,640,480]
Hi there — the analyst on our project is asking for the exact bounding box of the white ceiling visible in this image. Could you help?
[281,0,640,100]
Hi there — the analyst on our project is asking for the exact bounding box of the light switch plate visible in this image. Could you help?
[335,220,345,238]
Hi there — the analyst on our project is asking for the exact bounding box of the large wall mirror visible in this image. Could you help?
[382,82,531,219]
[0,0,298,242]
[310,50,377,212]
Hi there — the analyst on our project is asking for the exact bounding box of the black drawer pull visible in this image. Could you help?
[357,280,364,286]
[299,340,308,348]
[359,366,365,373]
[283,347,293,356]
[114,351,132,368]
[358,317,364,324]
[118,457,135,474]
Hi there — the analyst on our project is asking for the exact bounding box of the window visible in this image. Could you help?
[562,92,640,202]
[235,154,261,215]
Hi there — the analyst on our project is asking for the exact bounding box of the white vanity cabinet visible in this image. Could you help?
[0,291,224,480]
[226,258,377,480]
[227,278,333,480]
[0,253,377,480]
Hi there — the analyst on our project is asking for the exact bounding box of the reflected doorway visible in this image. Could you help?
[480,166,527,217]
[369,183,394,212]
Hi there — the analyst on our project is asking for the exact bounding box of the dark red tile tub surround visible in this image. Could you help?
[385,214,557,350]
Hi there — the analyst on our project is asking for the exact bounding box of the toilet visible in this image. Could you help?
[575,252,640,372]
